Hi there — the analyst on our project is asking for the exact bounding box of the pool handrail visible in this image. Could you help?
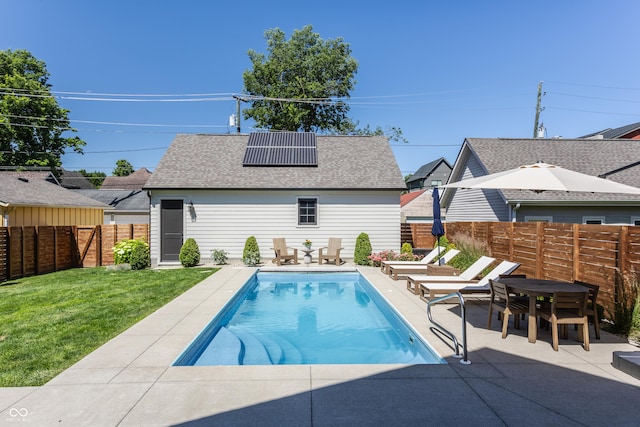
[426,292,470,364]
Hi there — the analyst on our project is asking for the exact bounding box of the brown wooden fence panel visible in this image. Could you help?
[0,228,7,281]
[0,224,148,282]
[55,226,76,272]
[8,227,23,280]
[540,222,574,283]
[400,223,413,247]
[37,226,56,275]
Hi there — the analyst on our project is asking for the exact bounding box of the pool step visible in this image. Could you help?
[193,327,241,366]
[266,333,303,364]
[229,327,274,365]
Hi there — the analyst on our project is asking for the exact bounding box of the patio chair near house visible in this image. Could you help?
[404,255,495,294]
[487,279,529,338]
[388,249,461,280]
[271,238,298,266]
[537,291,590,351]
[415,260,521,302]
[573,281,601,339]
[380,246,446,275]
[318,238,343,265]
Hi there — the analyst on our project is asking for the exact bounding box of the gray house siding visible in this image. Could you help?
[442,138,640,224]
[518,205,640,224]
[444,155,510,222]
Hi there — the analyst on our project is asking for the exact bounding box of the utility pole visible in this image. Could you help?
[533,81,544,138]
[232,95,249,134]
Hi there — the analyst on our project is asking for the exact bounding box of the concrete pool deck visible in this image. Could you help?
[2,264,640,426]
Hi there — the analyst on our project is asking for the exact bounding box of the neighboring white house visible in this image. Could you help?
[442,138,640,224]
[144,132,407,265]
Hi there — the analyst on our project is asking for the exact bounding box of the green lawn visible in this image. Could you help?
[0,266,218,387]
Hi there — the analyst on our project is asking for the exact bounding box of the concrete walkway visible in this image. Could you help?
[2,265,640,426]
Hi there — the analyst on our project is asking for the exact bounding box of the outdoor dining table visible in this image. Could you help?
[496,277,589,343]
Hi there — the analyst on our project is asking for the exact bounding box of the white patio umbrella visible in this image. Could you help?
[441,162,640,195]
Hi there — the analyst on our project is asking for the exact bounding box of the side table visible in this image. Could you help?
[302,248,314,264]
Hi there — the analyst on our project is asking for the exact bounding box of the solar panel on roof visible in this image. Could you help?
[242,132,317,166]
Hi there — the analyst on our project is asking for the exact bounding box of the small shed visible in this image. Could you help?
[145,132,407,264]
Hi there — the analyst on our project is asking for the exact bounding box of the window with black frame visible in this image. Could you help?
[298,198,317,225]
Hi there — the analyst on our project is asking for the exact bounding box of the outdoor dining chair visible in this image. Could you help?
[487,279,529,338]
[573,280,601,339]
[537,291,590,351]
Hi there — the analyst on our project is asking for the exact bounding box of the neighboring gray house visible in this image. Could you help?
[442,138,640,224]
[75,189,150,224]
[144,132,407,265]
[406,157,452,192]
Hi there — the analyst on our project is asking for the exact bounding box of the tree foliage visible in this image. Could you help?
[0,49,85,171]
[79,169,106,188]
[113,159,134,176]
[242,25,358,133]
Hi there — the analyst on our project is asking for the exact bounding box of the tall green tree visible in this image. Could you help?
[0,49,84,172]
[79,169,106,188]
[242,25,358,133]
[113,159,134,176]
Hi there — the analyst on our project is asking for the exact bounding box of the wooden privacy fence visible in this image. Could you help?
[408,222,640,315]
[0,224,149,282]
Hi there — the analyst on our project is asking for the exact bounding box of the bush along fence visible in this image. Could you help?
[0,224,149,282]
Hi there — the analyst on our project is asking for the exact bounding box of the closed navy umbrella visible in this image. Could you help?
[431,187,445,264]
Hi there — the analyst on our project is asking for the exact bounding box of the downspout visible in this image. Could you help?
[511,203,521,222]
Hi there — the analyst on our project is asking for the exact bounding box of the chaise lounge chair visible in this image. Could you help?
[271,238,298,266]
[404,255,495,294]
[387,249,461,280]
[380,246,446,275]
[416,260,521,302]
[318,238,343,265]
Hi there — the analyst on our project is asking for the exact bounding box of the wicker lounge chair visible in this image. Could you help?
[380,246,446,275]
[271,238,298,266]
[414,260,521,302]
[318,238,343,265]
[388,249,461,280]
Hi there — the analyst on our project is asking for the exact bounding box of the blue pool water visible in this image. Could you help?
[173,270,445,366]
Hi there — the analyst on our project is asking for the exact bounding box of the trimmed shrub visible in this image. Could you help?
[179,238,201,267]
[401,242,413,254]
[354,232,372,266]
[211,249,229,265]
[129,241,150,270]
[113,239,149,268]
[243,236,261,266]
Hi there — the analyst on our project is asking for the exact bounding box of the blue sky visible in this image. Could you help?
[3,1,640,177]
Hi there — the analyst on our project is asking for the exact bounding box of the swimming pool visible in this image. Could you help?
[173,270,445,366]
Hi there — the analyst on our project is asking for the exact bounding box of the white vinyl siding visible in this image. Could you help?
[149,190,401,263]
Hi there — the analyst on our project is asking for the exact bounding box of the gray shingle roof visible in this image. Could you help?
[579,121,640,139]
[406,157,452,183]
[462,138,640,202]
[145,133,406,190]
[101,168,152,190]
[0,174,109,208]
[75,189,149,211]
